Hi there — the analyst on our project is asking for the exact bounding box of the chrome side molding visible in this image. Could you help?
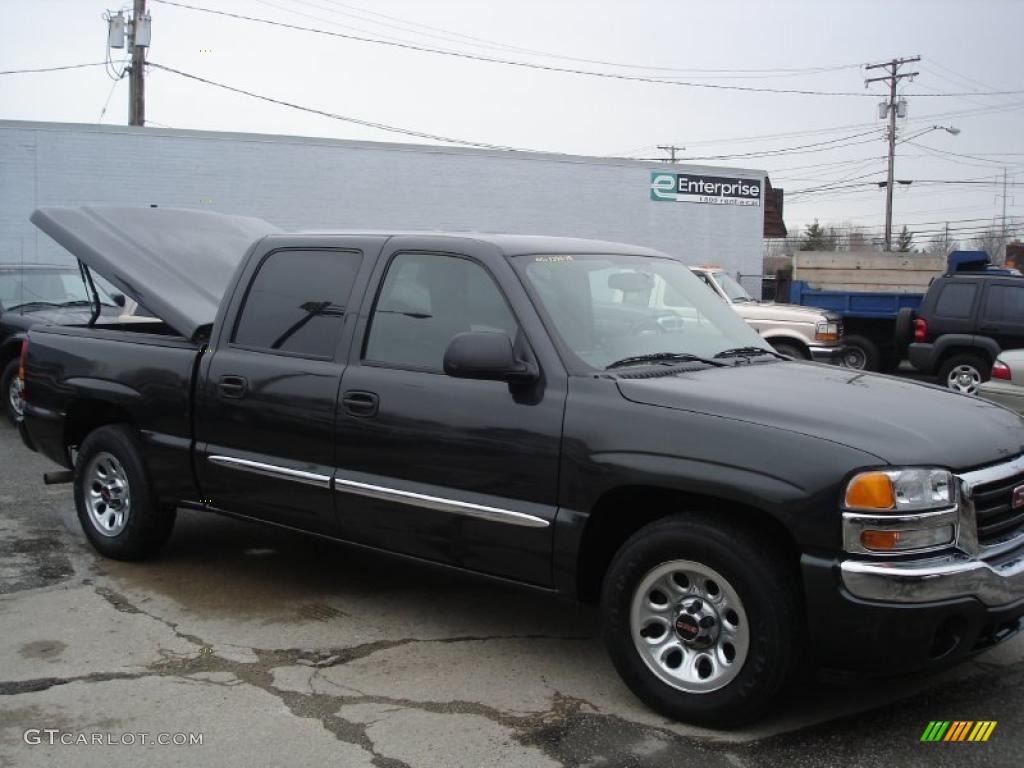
[206,454,550,529]
[333,475,550,529]
[207,455,332,489]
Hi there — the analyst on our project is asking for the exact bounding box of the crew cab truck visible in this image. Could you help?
[17,207,1024,728]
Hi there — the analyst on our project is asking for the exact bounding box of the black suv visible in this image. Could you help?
[904,271,1024,393]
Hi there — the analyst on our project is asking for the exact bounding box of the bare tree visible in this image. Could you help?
[970,226,1004,262]
[927,226,960,256]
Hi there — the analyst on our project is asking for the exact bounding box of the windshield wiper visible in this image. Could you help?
[605,352,728,370]
[714,346,786,360]
[5,301,62,311]
[59,299,116,308]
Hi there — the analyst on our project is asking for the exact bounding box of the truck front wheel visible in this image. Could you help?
[769,341,807,360]
[73,425,176,560]
[601,515,802,728]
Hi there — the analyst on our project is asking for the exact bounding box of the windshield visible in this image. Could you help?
[0,269,116,310]
[519,254,772,371]
[712,271,755,303]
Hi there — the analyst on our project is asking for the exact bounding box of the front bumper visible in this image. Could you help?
[841,545,1024,606]
[809,344,845,364]
[806,454,1024,674]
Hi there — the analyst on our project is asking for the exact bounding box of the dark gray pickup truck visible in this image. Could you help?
[16,206,1024,727]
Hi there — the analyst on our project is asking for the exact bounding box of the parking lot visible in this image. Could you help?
[0,419,1020,767]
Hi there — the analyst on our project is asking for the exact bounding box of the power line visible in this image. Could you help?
[149,0,896,97]
[261,0,866,78]
[148,62,531,150]
[0,62,107,75]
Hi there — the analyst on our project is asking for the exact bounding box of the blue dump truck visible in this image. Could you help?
[790,251,1015,372]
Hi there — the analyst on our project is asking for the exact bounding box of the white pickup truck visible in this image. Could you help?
[690,267,844,362]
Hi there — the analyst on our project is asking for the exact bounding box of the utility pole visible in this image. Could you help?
[109,2,151,125]
[865,56,920,251]
[1001,168,1009,260]
[657,145,684,163]
[128,0,148,126]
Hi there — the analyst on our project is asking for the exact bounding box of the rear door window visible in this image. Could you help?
[983,284,1024,322]
[233,249,363,357]
[933,282,978,319]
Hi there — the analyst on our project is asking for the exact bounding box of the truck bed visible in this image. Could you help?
[22,322,202,503]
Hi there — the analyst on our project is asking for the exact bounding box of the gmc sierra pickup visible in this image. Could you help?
[17,206,1024,728]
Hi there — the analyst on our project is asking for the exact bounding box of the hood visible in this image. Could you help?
[616,362,1024,469]
[30,207,281,340]
[731,301,828,323]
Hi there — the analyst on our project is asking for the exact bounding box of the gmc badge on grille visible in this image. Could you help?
[1013,485,1024,509]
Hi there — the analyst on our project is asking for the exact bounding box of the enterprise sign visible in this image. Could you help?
[650,172,762,207]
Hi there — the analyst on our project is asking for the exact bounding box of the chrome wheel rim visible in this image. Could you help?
[842,347,867,370]
[8,375,24,417]
[947,364,981,395]
[630,559,749,693]
[84,452,131,537]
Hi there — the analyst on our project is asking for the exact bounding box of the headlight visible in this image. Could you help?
[814,320,839,342]
[844,468,954,512]
[843,468,958,555]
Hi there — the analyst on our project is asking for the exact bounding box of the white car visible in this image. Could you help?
[978,350,1024,415]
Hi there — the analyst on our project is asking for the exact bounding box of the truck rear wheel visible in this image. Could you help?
[73,425,176,560]
[839,335,879,371]
[601,514,802,728]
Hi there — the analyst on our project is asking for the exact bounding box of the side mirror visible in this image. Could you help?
[443,332,537,382]
[110,292,127,308]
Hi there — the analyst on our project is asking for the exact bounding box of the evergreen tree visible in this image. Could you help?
[896,225,914,253]
[800,220,835,251]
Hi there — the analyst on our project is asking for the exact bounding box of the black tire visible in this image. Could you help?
[770,341,808,360]
[937,352,990,395]
[893,307,915,355]
[601,514,802,728]
[839,334,879,371]
[73,424,176,560]
[2,358,23,425]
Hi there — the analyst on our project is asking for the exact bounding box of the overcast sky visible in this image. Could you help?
[2,0,1022,247]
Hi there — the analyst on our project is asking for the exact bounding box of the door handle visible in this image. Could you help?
[218,375,248,398]
[341,390,379,417]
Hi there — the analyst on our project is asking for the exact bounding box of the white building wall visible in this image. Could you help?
[0,121,766,280]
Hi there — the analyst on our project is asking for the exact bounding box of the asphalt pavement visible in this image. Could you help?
[0,417,1021,768]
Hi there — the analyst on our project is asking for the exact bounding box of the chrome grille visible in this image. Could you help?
[972,471,1024,545]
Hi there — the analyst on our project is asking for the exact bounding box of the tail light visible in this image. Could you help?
[913,317,927,343]
[992,360,1012,381]
[17,339,27,404]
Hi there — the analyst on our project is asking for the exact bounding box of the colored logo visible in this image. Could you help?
[920,721,997,742]
[1012,485,1024,509]
[674,615,700,641]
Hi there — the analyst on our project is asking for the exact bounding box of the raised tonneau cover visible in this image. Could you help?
[30,206,281,340]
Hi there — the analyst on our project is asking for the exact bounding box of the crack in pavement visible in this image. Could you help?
[4,581,1023,768]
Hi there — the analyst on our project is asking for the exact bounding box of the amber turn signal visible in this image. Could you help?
[861,530,900,550]
[845,471,895,510]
